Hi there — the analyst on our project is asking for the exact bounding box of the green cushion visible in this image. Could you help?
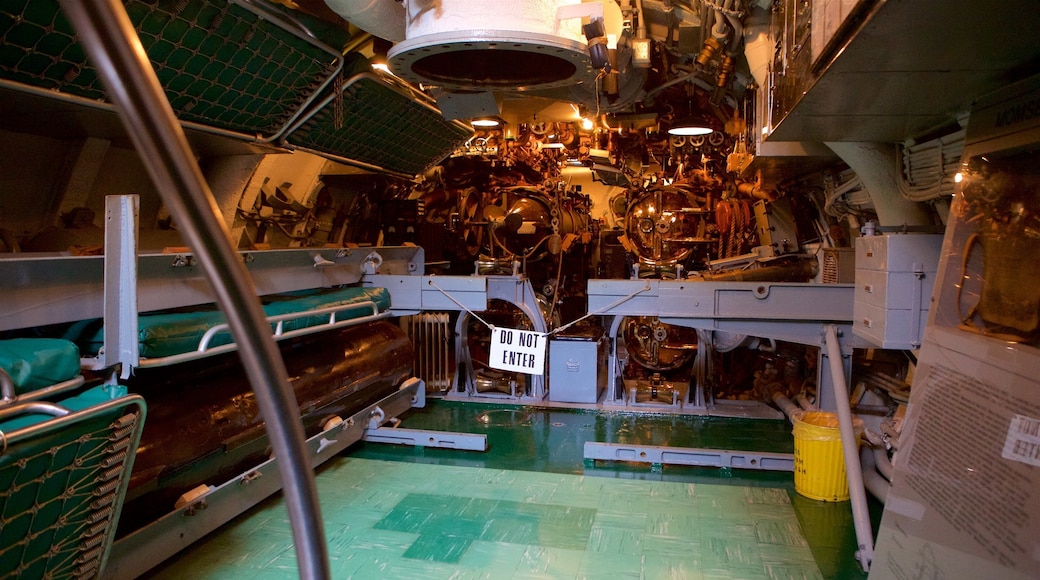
[0,338,81,393]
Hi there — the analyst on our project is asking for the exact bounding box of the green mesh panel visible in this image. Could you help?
[286,74,474,176]
[0,0,339,138]
[0,388,145,578]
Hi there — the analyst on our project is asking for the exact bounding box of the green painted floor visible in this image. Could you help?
[148,400,878,579]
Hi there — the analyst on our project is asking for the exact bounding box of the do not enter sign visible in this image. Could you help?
[488,327,546,375]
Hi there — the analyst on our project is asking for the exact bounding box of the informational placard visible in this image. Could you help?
[874,352,1040,580]
[488,327,546,375]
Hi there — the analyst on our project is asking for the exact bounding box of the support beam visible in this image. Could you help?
[103,195,140,378]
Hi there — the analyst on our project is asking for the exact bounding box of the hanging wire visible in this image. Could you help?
[426,276,494,330]
[550,281,652,335]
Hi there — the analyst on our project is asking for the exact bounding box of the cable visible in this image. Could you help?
[896,129,964,202]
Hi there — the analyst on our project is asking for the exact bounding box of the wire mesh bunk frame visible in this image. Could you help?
[0,0,344,143]
[0,369,146,579]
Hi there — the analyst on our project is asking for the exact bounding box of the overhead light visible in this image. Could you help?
[667,115,714,136]
[580,117,594,131]
[471,117,501,127]
[370,37,392,75]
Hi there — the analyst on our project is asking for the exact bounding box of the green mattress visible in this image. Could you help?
[0,338,81,394]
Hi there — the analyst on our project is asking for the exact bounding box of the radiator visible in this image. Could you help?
[405,313,454,394]
[821,247,855,284]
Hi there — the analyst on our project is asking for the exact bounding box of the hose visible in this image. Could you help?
[860,445,890,503]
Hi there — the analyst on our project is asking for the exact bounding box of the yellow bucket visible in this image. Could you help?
[792,411,864,502]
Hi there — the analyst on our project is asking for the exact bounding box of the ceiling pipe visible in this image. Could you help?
[322,0,406,42]
[826,142,933,228]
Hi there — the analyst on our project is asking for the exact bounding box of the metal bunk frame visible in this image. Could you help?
[0,196,435,578]
[0,201,424,371]
[0,191,504,576]
[104,378,425,579]
[0,0,346,146]
[139,300,389,368]
[35,1,420,575]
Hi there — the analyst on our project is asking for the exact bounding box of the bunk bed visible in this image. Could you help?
[0,1,475,576]
[0,199,441,577]
[66,285,392,365]
[0,338,146,578]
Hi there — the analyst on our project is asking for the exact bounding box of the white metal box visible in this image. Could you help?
[855,233,944,272]
[853,234,943,348]
[856,269,933,310]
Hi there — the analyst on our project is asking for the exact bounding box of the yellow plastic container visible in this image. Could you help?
[791,411,864,502]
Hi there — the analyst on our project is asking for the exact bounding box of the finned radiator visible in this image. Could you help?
[405,313,453,394]
[822,247,855,283]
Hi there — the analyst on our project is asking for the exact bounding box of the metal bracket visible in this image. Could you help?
[584,441,794,471]
[104,194,140,378]
[362,427,488,451]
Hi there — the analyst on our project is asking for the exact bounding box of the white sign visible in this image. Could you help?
[1002,414,1040,467]
[488,327,546,375]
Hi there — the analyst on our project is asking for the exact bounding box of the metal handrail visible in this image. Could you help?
[0,374,86,405]
[228,0,345,143]
[133,301,390,369]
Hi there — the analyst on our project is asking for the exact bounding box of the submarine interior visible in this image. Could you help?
[1,0,1039,578]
